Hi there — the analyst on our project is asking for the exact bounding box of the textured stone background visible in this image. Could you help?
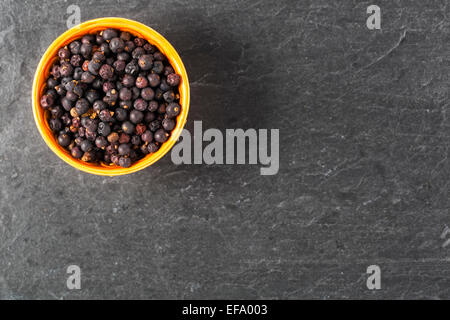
[1,0,450,299]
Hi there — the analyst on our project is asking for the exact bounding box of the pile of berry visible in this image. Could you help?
[40,28,182,168]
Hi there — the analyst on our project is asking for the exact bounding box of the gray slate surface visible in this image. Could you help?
[1,0,450,299]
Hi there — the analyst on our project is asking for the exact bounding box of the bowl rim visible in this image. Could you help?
[32,17,190,176]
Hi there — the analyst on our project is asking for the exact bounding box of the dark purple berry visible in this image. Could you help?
[118,143,131,156]
[163,90,175,102]
[80,139,93,152]
[52,68,63,82]
[153,51,165,61]
[71,146,83,158]
[92,51,105,62]
[132,47,145,59]
[50,106,64,118]
[64,79,77,92]
[61,113,71,127]
[75,98,90,115]
[115,108,127,121]
[81,71,95,83]
[125,60,139,76]
[73,67,83,80]
[50,118,62,131]
[167,73,181,86]
[124,41,135,53]
[103,81,115,93]
[132,87,140,99]
[55,85,67,96]
[109,37,125,53]
[70,54,82,67]
[88,60,101,75]
[141,87,154,101]
[83,118,98,132]
[162,118,175,131]
[93,100,107,113]
[95,136,108,148]
[58,47,70,60]
[119,87,132,100]
[85,129,97,141]
[99,64,114,80]
[80,43,93,58]
[60,77,72,87]
[120,31,132,41]
[149,120,161,132]
[152,60,164,74]
[66,91,78,101]
[113,59,126,72]
[103,89,119,106]
[71,117,81,129]
[141,130,153,142]
[69,41,81,54]
[159,79,171,91]
[46,89,58,99]
[102,28,118,41]
[143,43,156,53]
[147,142,159,153]
[118,156,132,168]
[40,94,54,108]
[147,74,160,87]
[164,65,175,76]
[130,110,144,124]
[73,84,85,98]
[103,153,112,163]
[148,100,158,112]
[96,34,105,44]
[154,129,169,143]
[61,97,73,111]
[131,135,141,145]
[138,54,153,70]
[51,65,61,79]
[133,98,147,111]
[97,121,111,136]
[100,42,111,55]
[117,52,130,61]
[134,37,146,47]
[122,121,135,134]
[98,109,113,122]
[135,76,148,88]
[85,89,100,104]
[166,102,181,118]
[59,62,73,77]
[121,74,135,87]
[81,34,95,44]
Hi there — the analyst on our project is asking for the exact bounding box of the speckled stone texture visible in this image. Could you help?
[1,0,450,299]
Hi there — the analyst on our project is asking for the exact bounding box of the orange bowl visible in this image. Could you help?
[32,17,190,176]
